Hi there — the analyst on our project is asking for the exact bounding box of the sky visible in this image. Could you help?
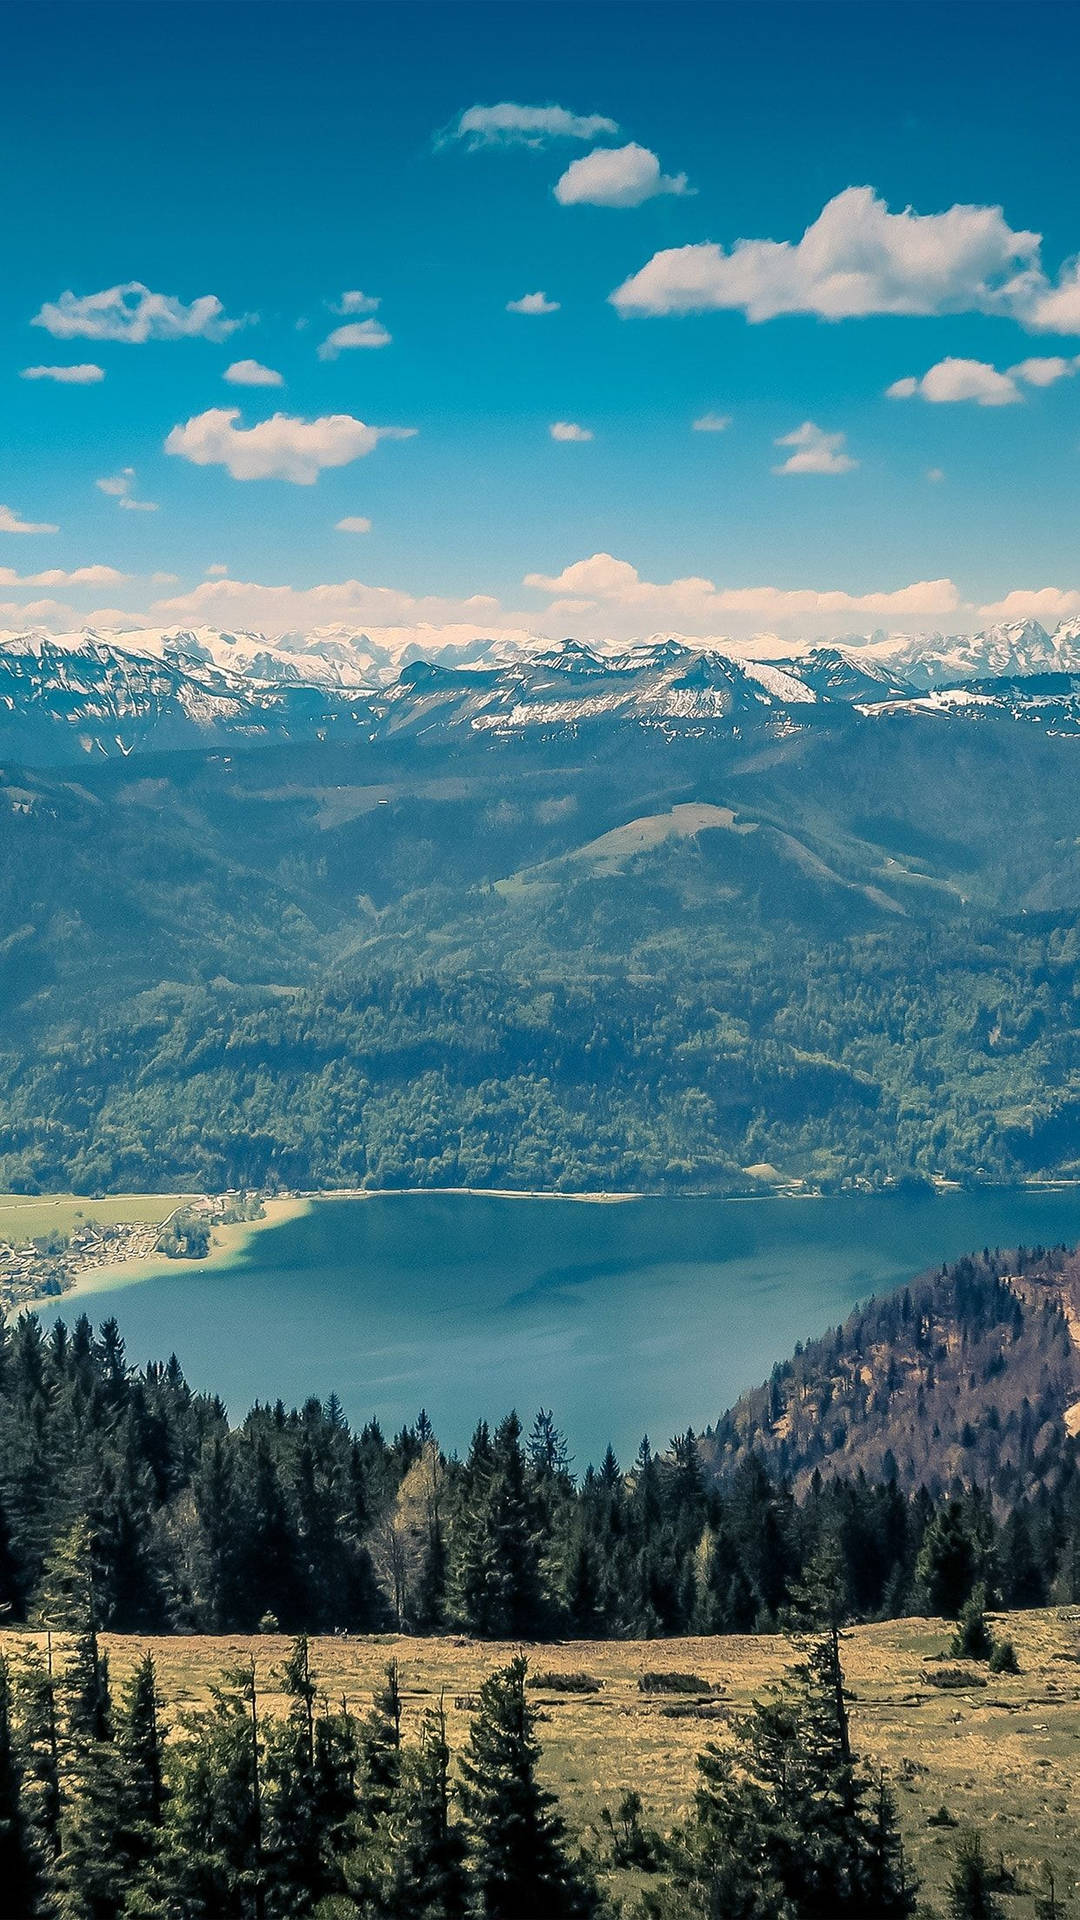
[5,0,1080,649]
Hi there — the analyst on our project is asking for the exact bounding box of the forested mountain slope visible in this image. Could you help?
[703,1246,1080,1502]
[5,654,1080,1189]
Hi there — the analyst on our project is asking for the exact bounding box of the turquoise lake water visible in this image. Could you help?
[38,1189,1080,1464]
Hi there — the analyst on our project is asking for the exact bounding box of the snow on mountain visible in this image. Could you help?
[853,620,1080,686]
[3,620,1080,763]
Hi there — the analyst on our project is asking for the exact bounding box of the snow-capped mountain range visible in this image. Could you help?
[2,618,1080,762]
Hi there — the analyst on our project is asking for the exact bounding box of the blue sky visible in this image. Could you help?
[4,0,1080,647]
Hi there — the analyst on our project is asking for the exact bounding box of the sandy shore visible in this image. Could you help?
[53,1195,314,1305]
[308,1186,645,1203]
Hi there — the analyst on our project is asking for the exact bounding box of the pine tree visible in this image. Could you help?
[114,1653,167,1896]
[946,1831,1005,1920]
[916,1502,983,1618]
[660,1632,916,1919]
[146,1662,265,1920]
[15,1645,62,1866]
[0,1653,43,1918]
[451,1415,545,1638]
[54,1624,125,1920]
[459,1656,598,1920]
[33,1515,101,1633]
[951,1583,994,1661]
[262,1636,353,1918]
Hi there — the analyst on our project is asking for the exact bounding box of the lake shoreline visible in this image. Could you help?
[23,1195,314,1315]
[14,1177,1080,1321]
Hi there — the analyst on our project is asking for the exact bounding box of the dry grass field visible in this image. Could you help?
[6,1608,1079,1914]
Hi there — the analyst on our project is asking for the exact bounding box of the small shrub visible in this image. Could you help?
[599,1789,663,1870]
[988,1638,1019,1675]
[924,1666,987,1690]
[927,1805,959,1828]
[638,1670,712,1695]
[527,1669,602,1694]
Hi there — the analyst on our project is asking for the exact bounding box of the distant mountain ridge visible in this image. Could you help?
[4,620,1080,762]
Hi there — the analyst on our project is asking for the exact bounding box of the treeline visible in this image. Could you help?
[1,1312,1078,1640]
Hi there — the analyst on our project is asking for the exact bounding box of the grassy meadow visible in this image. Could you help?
[5,1609,1078,1914]
[0,1192,185,1246]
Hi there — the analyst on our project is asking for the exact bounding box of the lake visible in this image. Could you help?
[37,1188,1080,1463]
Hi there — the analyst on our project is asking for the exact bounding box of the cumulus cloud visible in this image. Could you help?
[146,573,526,641]
[610,186,1044,321]
[336,516,372,533]
[1007,355,1077,386]
[21,363,105,384]
[1024,264,1080,333]
[96,468,158,511]
[225,358,284,387]
[888,353,1079,405]
[0,504,60,534]
[507,291,560,314]
[773,421,856,475]
[978,586,1080,621]
[693,411,732,432]
[887,358,1022,406]
[549,421,593,441]
[205,563,229,577]
[522,551,960,636]
[337,291,381,315]
[33,282,241,343]
[0,565,129,587]
[441,102,618,149]
[164,408,416,483]
[554,143,689,208]
[318,319,392,358]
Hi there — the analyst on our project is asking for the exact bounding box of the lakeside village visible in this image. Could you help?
[0,1192,266,1318]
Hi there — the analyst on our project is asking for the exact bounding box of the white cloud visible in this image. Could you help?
[550,421,593,442]
[205,563,229,577]
[21,363,105,384]
[886,358,1022,406]
[0,504,60,534]
[225,358,284,387]
[164,408,416,483]
[336,516,372,533]
[0,565,129,587]
[927,467,946,484]
[554,143,689,208]
[888,353,1079,405]
[522,551,959,636]
[337,290,381,315]
[978,586,1080,621]
[33,282,241,343]
[1024,264,1080,333]
[1007,354,1077,386]
[773,421,856,475]
[507,291,560,314]
[318,319,392,358]
[96,467,158,511]
[441,102,618,149]
[693,411,731,432]
[151,571,179,585]
[610,186,1043,321]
